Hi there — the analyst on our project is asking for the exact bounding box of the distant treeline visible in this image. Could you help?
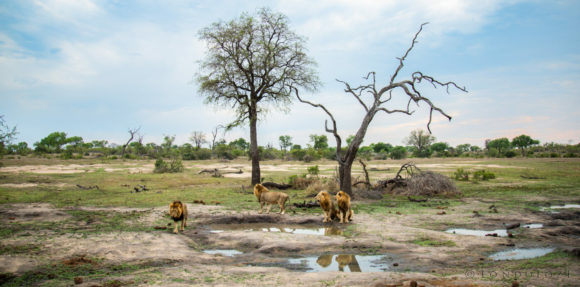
[1,131,579,160]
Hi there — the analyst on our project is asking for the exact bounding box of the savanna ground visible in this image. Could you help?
[0,157,578,287]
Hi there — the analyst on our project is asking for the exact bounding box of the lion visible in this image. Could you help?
[169,200,188,234]
[316,254,334,268]
[315,190,338,223]
[336,191,353,223]
[254,183,288,214]
[336,254,361,272]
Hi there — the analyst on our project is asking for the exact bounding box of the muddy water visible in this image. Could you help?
[203,249,243,256]
[446,228,509,237]
[522,223,543,228]
[249,254,396,272]
[446,223,543,237]
[287,254,393,272]
[489,247,555,261]
[210,224,344,236]
[541,204,580,212]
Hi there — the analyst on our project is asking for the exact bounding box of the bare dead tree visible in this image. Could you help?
[190,131,207,149]
[210,125,225,153]
[120,127,141,159]
[295,23,467,196]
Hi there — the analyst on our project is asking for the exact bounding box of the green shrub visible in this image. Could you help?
[453,168,470,181]
[390,146,407,160]
[473,170,496,181]
[307,165,319,176]
[504,150,517,158]
[288,174,313,189]
[154,157,184,173]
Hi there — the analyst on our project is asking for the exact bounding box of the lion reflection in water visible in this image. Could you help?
[315,254,361,272]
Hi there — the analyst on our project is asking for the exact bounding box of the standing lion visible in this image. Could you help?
[254,183,288,214]
[336,191,353,223]
[315,190,338,223]
[169,200,188,234]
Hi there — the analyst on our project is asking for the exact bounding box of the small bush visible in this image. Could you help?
[305,178,339,195]
[307,165,319,176]
[504,150,517,158]
[473,170,496,181]
[453,168,470,181]
[289,174,314,189]
[154,158,184,173]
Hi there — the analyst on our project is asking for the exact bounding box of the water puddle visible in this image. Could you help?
[210,224,344,236]
[522,223,543,229]
[250,254,395,272]
[446,223,543,237]
[540,204,580,212]
[446,228,509,237]
[203,249,243,257]
[489,248,555,261]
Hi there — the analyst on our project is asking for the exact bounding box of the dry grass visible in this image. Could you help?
[305,178,339,195]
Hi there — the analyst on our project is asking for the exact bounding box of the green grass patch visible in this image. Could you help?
[512,250,578,269]
[411,236,456,247]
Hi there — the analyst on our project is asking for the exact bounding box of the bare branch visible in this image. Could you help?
[293,88,344,164]
[390,22,428,84]
[376,107,414,115]
[412,72,468,93]
[336,79,370,112]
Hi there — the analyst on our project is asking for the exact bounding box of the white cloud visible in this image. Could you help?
[277,0,520,52]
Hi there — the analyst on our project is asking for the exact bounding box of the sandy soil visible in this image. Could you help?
[0,163,154,174]
[0,200,578,286]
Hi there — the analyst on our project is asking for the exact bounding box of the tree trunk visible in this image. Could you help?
[338,160,353,195]
[249,101,261,186]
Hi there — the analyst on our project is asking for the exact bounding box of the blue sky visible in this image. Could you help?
[1,0,579,148]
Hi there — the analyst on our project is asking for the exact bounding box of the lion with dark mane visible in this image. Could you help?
[336,191,353,223]
[254,183,288,214]
[169,200,188,234]
[315,190,338,223]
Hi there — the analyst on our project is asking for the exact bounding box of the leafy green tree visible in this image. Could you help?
[196,8,320,185]
[390,146,407,160]
[290,144,306,161]
[405,129,435,158]
[229,138,249,151]
[456,144,471,155]
[371,142,392,153]
[279,135,292,151]
[34,132,68,153]
[487,137,511,157]
[310,134,328,150]
[511,134,539,156]
[430,142,449,157]
[7,142,31,156]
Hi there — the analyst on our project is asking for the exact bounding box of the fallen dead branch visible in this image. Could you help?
[76,184,99,190]
[131,185,149,193]
[293,200,320,209]
[408,196,428,202]
[376,163,460,197]
[261,182,292,190]
[199,168,243,177]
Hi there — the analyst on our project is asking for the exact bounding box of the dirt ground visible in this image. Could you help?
[0,200,578,287]
[0,160,578,286]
